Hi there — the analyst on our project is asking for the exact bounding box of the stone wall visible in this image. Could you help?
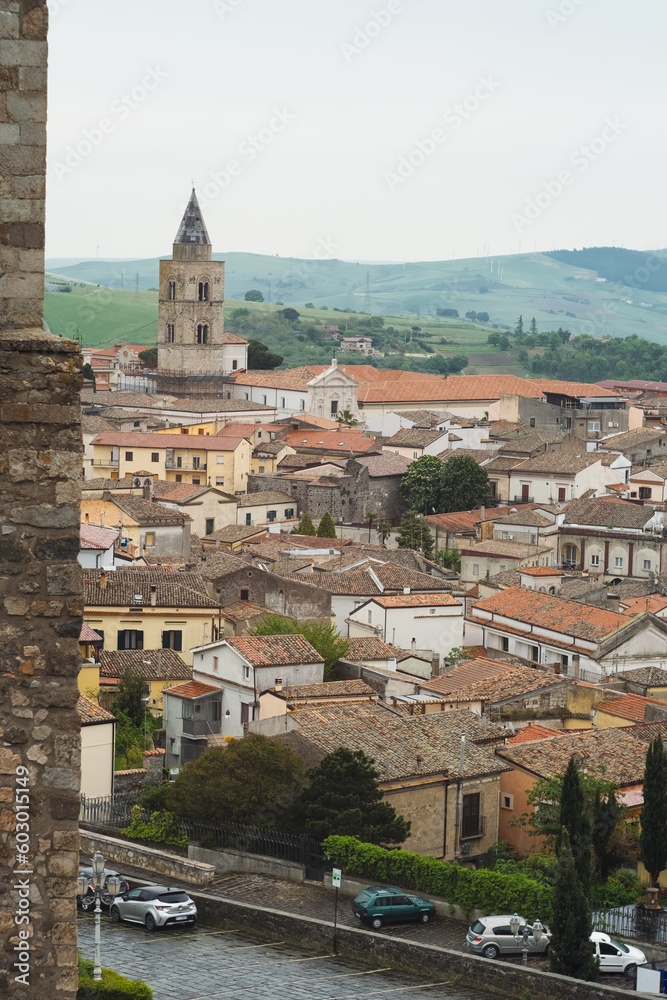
[79,830,215,886]
[208,563,332,620]
[0,5,83,998]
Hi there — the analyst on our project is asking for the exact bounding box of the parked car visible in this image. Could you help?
[77,866,129,911]
[110,885,197,931]
[466,915,551,959]
[352,886,435,929]
[590,932,646,976]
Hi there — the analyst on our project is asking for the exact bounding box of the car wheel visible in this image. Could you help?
[483,944,500,959]
[80,895,95,912]
[110,906,121,924]
[542,943,550,957]
[418,913,430,924]
[145,914,156,932]
[624,964,637,979]
[371,917,383,930]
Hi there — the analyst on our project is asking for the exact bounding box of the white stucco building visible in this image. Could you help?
[347,593,464,668]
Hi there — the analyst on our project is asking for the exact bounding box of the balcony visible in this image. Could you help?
[181,718,218,737]
[93,458,119,467]
[165,460,207,471]
[513,495,534,504]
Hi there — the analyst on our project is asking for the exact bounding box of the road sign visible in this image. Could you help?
[332,868,341,888]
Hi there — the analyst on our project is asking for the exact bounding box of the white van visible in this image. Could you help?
[590,931,646,976]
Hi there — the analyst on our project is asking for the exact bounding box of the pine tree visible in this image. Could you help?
[515,314,524,338]
[529,317,538,337]
[640,734,667,886]
[316,512,337,538]
[396,510,434,559]
[550,831,598,981]
[558,756,591,896]
[295,512,316,536]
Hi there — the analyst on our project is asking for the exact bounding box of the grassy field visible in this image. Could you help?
[45,247,667,345]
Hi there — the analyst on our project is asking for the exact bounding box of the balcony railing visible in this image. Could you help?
[165,460,207,471]
[93,458,119,466]
[181,718,218,737]
[513,495,534,504]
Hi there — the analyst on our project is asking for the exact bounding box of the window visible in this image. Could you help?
[133,420,140,428]
[530,534,536,544]
[331,400,338,415]
[241,702,250,726]
[198,281,209,301]
[531,645,539,662]
[413,451,418,460]
[166,323,175,343]
[151,452,159,463]
[639,487,652,499]
[461,793,480,837]
[590,553,600,566]
[644,559,652,571]
[216,455,225,464]
[161,630,182,651]
[558,487,566,502]
[280,397,285,408]
[205,518,214,536]
[614,556,623,568]
[588,420,601,432]
[243,665,250,680]
[215,477,225,486]
[212,700,221,721]
[258,466,265,473]
[168,279,176,300]
[192,476,201,484]
[472,563,479,576]
[245,513,252,526]
[125,451,133,461]
[529,417,536,428]
[262,395,267,405]
[198,428,205,435]
[285,508,294,519]
[175,474,182,482]
[192,457,200,469]
[561,654,569,670]
[144,532,155,546]
[299,400,305,410]
[232,360,237,370]
[501,636,509,652]
[196,324,209,344]
[502,532,509,540]
[500,793,513,810]
[117,629,143,650]
[429,608,435,615]
[244,393,249,400]
[367,610,373,624]
[213,656,218,672]
[240,589,249,601]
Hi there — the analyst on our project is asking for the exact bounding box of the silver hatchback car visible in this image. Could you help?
[110,885,197,931]
[467,915,551,959]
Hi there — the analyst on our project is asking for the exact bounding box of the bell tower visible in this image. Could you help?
[158,190,245,378]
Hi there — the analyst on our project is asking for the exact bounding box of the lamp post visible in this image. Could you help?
[509,912,544,966]
[77,851,122,981]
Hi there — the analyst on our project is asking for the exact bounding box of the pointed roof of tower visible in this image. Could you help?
[173,188,211,246]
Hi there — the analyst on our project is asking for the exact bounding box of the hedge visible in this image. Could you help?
[77,966,152,999]
[322,835,553,922]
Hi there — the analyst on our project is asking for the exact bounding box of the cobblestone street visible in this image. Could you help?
[77,912,493,1000]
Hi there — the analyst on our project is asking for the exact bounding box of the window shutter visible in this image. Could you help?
[117,630,125,651]
[162,631,169,649]
[174,631,182,652]
[136,630,144,650]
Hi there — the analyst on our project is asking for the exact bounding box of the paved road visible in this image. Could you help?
[77,912,491,1000]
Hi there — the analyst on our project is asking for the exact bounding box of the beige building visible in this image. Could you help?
[78,696,116,799]
[460,539,554,584]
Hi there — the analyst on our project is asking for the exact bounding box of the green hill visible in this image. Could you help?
[46,247,667,346]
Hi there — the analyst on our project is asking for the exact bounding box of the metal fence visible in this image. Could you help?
[80,794,326,880]
[592,904,667,945]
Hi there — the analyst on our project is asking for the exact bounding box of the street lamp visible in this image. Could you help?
[77,851,122,981]
[509,912,544,966]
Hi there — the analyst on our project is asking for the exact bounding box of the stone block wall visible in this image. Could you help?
[0,0,48,332]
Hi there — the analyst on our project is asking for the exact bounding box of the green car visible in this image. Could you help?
[353,886,435,929]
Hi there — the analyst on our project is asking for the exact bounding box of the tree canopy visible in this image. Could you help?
[167,735,304,826]
[295,748,410,845]
[558,756,591,897]
[440,454,492,513]
[396,509,434,559]
[112,669,148,729]
[138,347,158,366]
[247,339,283,369]
[249,613,349,680]
[398,455,446,514]
[317,512,337,538]
[640,734,667,886]
[294,512,315,536]
[244,288,264,302]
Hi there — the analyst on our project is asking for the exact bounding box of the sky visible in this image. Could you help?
[45,0,667,262]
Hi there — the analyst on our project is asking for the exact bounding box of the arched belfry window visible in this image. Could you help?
[198,281,209,301]
[196,324,209,344]
[166,323,175,343]
[168,279,176,300]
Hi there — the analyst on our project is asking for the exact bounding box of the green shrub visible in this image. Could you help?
[121,804,187,848]
[77,966,152,999]
[322,835,553,922]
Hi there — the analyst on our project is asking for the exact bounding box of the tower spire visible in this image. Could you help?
[173,188,211,247]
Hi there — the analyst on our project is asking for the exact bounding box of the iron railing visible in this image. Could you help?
[592,904,667,946]
[513,495,534,504]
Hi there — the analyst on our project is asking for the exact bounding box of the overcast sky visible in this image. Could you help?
[45,0,667,262]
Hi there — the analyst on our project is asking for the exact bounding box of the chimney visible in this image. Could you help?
[331,358,338,368]
[411,637,416,653]
[480,505,485,523]
[416,753,423,772]
[143,478,153,500]
[99,571,107,591]
[150,584,157,607]
[403,586,410,595]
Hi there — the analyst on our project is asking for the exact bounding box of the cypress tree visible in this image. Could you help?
[396,510,434,560]
[558,756,591,897]
[550,831,598,981]
[295,512,316,536]
[640,734,667,886]
[316,512,337,538]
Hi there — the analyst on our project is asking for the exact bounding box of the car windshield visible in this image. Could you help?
[471,921,485,934]
[157,892,190,903]
[609,939,630,954]
[356,891,372,903]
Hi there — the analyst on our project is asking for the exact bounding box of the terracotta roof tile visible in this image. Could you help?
[77,694,115,724]
[497,726,648,785]
[344,637,401,660]
[84,567,218,608]
[562,497,654,529]
[236,490,293,507]
[270,679,374,700]
[618,666,667,687]
[520,567,563,577]
[80,622,104,644]
[367,593,462,609]
[508,724,567,744]
[621,596,667,617]
[513,453,601,474]
[460,539,551,559]
[421,658,567,704]
[100,648,191,681]
[164,680,220,699]
[224,634,324,666]
[470,585,629,642]
[594,693,667,723]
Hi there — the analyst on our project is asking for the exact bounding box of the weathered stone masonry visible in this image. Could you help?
[1,3,83,998]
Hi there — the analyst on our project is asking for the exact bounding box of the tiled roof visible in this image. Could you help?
[496,726,650,785]
[289,701,509,780]
[271,679,374,700]
[91,431,247,451]
[562,497,654,529]
[345,637,401,660]
[203,524,266,542]
[398,409,447,425]
[618,666,667,687]
[224,634,324,666]
[358,374,546,404]
[220,332,248,345]
[621,596,667,617]
[220,600,269,623]
[100,648,191,680]
[425,503,541,535]
[520,567,563,577]
[385,428,446,448]
[470,585,629,641]
[483,456,525,472]
[355,453,411,476]
[601,428,665,449]
[167,397,274,413]
[80,523,119,549]
[460,539,551,559]
[533,379,619,398]
[287,570,380,596]
[367,593,462,609]
[367,563,451,592]
[200,551,249,579]
[508,724,567,744]
[421,658,566,705]
[84,567,218,608]
[77,694,115,724]
[493,510,553,528]
[82,415,117,435]
[284,429,379,453]
[163,680,220,700]
[80,622,104,644]
[512,453,601,474]
[594,693,667,723]
[236,490,293,507]
[438,449,493,466]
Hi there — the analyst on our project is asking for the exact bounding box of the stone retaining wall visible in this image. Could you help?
[79,831,215,886]
[189,844,306,882]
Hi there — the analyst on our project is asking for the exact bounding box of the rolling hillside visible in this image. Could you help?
[46,247,667,347]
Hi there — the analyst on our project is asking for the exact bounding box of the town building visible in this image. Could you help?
[96,647,192,715]
[459,539,554,584]
[556,496,665,577]
[418,657,571,716]
[347,593,463,667]
[81,493,191,559]
[79,523,119,570]
[78,696,116,799]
